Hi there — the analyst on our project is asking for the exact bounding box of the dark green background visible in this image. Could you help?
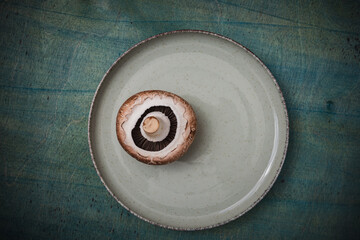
[1,0,359,239]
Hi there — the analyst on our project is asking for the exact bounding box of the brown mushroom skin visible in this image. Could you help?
[116,90,197,165]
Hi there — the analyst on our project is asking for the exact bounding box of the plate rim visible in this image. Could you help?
[88,29,289,231]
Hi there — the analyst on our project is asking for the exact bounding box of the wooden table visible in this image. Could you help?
[1,0,359,239]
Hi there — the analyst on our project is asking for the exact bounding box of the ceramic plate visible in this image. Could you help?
[88,30,289,230]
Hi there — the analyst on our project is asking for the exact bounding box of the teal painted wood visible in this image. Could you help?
[0,0,359,239]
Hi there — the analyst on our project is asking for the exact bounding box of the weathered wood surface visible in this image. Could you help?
[0,0,359,239]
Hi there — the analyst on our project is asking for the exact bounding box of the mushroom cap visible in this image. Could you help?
[116,90,197,165]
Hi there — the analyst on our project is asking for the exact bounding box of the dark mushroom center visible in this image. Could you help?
[131,106,177,151]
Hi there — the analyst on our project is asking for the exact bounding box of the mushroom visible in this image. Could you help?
[116,90,197,165]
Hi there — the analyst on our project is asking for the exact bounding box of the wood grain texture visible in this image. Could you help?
[0,0,359,239]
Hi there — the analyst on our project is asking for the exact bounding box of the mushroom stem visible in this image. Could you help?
[143,116,160,134]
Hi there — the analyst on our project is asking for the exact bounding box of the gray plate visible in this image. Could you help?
[88,30,289,230]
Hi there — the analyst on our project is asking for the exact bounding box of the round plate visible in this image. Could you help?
[88,30,289,230]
